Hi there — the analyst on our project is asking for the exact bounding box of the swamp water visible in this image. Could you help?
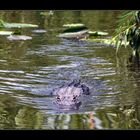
[0,10,140,129]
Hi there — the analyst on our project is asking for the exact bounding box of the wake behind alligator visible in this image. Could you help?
[52,80,90,110]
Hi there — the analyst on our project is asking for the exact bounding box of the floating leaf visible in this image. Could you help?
[58,30,89,39]
[0,31,13,35]
[7,35,32,41]
[63,23,85,28]
[0,21,38,28]
[88,31,109,36]
[81,38,114,46]
[32,29,47,33]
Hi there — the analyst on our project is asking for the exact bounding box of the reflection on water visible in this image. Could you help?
[0,10,140,129]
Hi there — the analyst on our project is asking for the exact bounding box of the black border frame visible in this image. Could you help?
[0,0,140,139]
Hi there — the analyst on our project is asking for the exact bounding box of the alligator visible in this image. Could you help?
[52,80,90,110]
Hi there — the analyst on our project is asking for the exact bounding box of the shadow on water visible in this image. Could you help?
[0,10,140,129]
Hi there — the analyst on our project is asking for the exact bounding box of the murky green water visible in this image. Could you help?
[0,10,140,129]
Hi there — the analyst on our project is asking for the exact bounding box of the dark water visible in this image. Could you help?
[0,10,140,129]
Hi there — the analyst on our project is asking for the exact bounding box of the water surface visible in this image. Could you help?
[0,10,140,129]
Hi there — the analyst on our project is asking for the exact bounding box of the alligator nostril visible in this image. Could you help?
[56,96,60,101]
[73,97,76,100]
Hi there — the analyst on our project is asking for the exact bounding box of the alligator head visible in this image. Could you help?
[53,80,90,110]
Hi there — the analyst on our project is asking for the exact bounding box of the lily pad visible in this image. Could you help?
[7,35,32,41]
[63,23,86,28]
[0,20,38,28]
[0,31,13,35]
[32,29,47,33]
[58,30,89,39]
[5,23,38,28]
[88,31,109,36]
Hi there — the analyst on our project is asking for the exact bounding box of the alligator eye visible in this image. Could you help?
[73,96,77,100]
[56,96,60,101]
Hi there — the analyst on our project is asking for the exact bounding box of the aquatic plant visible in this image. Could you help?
[112,11,140,56]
